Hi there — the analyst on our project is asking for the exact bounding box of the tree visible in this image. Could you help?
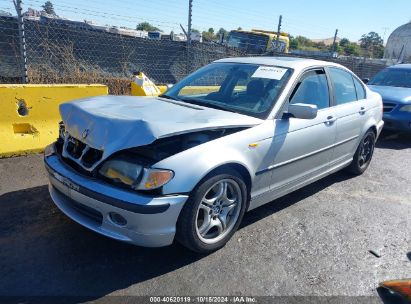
[217,27,228,39]
[290,35,314,50]
[136,22,161,32]
[338,38,361,56]
[237,27,242,30]
[42,1,56,15]
[360,32,384,58]
[339,38,350,48]
[202,28,216,41]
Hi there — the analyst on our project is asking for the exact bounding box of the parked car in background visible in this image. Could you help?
[226,29,289,54]
[367,64,411,133]
[44,57,383,253]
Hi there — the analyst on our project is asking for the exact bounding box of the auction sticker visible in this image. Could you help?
[251,66,287,80]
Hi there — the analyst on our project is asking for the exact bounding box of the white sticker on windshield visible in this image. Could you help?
[251,66,287,80]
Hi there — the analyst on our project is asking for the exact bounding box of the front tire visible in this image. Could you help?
[176,169,248,253]
[346,130,376,175]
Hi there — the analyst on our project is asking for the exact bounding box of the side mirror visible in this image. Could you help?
[287,103,318,120]
[362,78,370,84]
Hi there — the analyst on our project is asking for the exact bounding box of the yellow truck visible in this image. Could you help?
[226,29,289,54]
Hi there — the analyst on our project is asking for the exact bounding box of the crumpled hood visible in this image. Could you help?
[368,85,411,104]
[60,95,262,157]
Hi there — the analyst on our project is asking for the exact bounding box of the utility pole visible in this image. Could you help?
[332,29,339,54]
[186,0,193,74]
[13,0,28,83]
[276,15,282,52]
[187,0,193,46]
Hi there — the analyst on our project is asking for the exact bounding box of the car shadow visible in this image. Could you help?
[0,171,355,300]
[240,171,355,228]
[376,130,411,150]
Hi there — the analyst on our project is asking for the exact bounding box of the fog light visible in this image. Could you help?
[109,212,127,226]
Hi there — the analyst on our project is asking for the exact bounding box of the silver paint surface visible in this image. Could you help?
[49,57,384,247]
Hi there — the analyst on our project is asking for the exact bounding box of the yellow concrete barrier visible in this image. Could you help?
[131,83,224,97]
[0,84,108,158]
[130,82,167,96]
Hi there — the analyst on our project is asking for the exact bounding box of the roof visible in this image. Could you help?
[214,56,342,70]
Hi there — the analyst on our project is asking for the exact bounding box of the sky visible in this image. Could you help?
[1,0,410,42]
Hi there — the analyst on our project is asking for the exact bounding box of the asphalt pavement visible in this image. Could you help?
[0,131,410,301]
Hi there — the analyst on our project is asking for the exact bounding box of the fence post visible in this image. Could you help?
[186,0,193,75]
[332,29,339,55]
[276,15,282,52]
[13,0,28,83]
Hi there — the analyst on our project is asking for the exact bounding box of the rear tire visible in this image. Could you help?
[176,169,248,253]
[346,130,376,175]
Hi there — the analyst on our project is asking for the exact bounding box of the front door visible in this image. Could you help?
[266,68,337,195]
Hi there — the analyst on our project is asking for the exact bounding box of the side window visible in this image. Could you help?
[329,68,357,105]
[290,69,329,110]
[353,77,366,100]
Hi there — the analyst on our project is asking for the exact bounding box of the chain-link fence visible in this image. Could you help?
[0,2,394,94]
[0,14,250,93]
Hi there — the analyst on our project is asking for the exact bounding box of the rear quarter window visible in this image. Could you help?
[353,77,366,100]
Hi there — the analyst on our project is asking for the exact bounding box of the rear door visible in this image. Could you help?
[327,67,368,164]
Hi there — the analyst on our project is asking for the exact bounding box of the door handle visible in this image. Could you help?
[359,107,366,114]
[325,115,337,124]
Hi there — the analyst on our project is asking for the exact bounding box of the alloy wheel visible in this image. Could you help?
[358,133,374,168]
[195,179,242,244]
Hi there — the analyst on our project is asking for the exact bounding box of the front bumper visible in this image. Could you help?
[45,153,188,247]
[383,111,411,133]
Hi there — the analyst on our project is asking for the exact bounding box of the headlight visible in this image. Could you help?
[399,105,411,112]
[99,158,173,190]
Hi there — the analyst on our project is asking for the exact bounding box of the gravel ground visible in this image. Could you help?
[0,131,410,302]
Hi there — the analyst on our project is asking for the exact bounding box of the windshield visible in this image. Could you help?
[226,32,269,53]
[161,62,293,119]
[369,68,411,88]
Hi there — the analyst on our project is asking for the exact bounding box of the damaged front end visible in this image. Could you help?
[54,95,260,194]
[55,121,247,194]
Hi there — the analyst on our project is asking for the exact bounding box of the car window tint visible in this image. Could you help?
[329,68,357,105]
[289,70,329,109]
[353,77,366,100]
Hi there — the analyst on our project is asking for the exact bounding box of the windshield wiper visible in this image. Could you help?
[178,97,239,114]
[158,94,181,101]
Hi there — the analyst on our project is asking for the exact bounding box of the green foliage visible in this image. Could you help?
[42,1,56,15]
[360,32,384,58]
[201,27,228,42]
[217,28,228,38]
[202,28,215,41]
[289,35,329,52]
[289,32,384,58]
[136,22,161,32]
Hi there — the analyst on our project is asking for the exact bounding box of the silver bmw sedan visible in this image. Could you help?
[44,57,384,253]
